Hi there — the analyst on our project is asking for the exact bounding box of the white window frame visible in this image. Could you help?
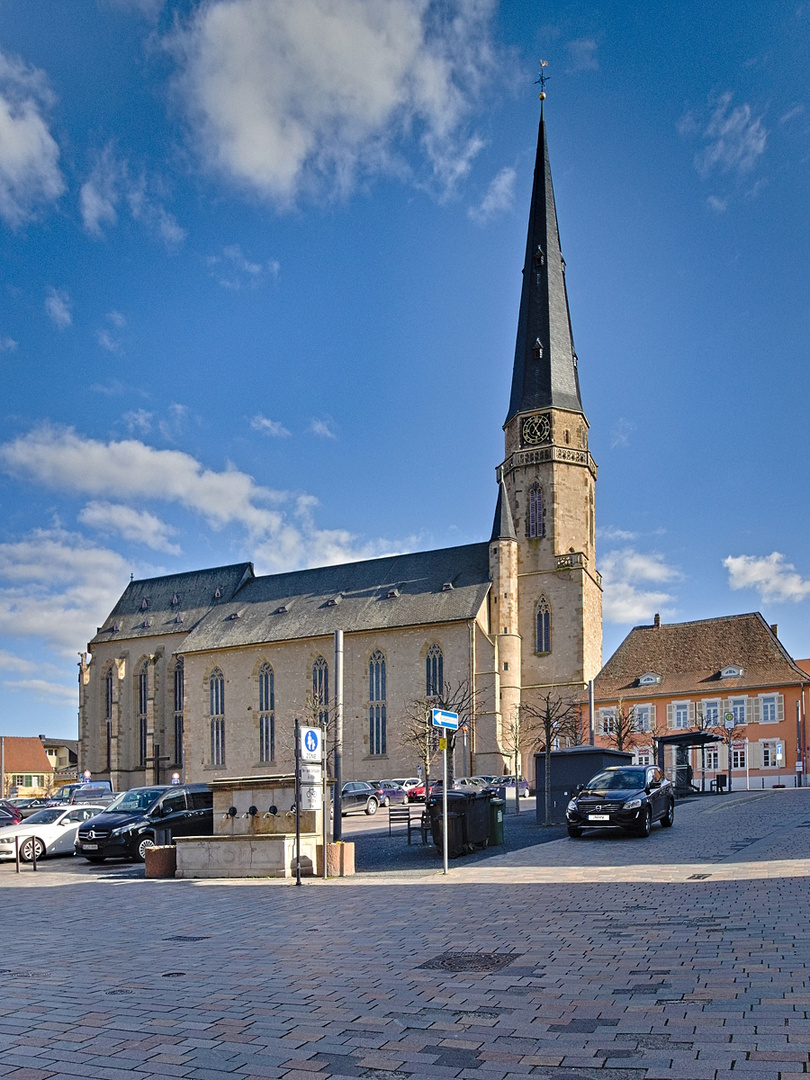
[633,704,651,733]
[702,700,720,727]
[705,747,719,771]
[761,740,778,768]
[730,697,747,726]
[760,695,777,724]
[731,746,746,769]
[674,702,690,730]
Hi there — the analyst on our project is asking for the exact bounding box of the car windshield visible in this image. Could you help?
[23,809,64,825]
[586,769,647,791]
[106,788,164,813]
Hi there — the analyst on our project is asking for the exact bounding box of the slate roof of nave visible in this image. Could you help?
[90,545,492,653]
[90,562,255,646]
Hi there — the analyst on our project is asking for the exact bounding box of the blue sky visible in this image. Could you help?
[0,0,808,739]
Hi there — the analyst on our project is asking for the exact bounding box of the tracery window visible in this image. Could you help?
[313,656,329,726]
[426,643,443,698]
[104,665,114,772]
[173,659,184,767]
[536,597,551,654]
[528,482,544,539]
[210,667,225,766]
[369,649,387,756]
[137,662,148,767]
[259,663,275,763]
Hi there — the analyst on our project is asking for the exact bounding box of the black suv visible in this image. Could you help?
[566,766,675,838]
[75,784,213,862]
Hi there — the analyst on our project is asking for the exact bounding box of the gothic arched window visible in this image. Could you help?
[259,663,275,763]
[104,665,114,771]
[173,659,184,768]
[137,662,148,767]
[210,667,225,766]
[369,649,386,756]
[313,656,329,726]
[426,643,443,698]
[528,482,544,539]
[536,597,551,654]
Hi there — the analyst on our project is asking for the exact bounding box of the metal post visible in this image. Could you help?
[442,739,448,875]
[15,834,20,874]
[797,700,803,788]
[588,681,595,746]
[322,757,328,880]
[294,718,301,886]
[333,630,343,841]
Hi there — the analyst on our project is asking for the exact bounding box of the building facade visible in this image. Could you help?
[78,108,603,790]
[1,736,54,798]
[591,613,809,789]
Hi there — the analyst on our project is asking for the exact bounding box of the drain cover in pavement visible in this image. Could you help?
[419,952,520,972]
[163,935,210,941]
[162,971,187,978]
[108,989,136,995]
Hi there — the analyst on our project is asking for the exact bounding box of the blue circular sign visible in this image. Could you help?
[304,729,318,752]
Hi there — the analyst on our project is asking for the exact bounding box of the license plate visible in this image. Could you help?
[83,843,98,850]
[588,814,610,821]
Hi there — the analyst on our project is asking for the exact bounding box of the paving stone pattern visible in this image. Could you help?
[1,790,810,1080]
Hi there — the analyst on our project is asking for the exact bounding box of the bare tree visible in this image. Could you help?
[516,688,579,824]
[398,680,478,798]
[601,698,640,754]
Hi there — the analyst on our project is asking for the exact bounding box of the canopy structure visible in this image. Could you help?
[656,731,724,787]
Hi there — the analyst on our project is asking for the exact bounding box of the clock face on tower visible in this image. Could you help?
[521,413,551,446]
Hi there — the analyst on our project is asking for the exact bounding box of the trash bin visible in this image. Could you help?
[489,798,505,845]
[430,808,465,857]
[464,792,491,848]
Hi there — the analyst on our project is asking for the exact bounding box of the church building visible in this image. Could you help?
[78,108,603,790]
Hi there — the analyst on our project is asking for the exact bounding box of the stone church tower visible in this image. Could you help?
[493,107,602,708]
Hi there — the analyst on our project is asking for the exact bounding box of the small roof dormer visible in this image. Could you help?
[720,664,745,679]
[638,671,662,687]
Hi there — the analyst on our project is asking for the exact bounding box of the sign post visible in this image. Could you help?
[295,724,323,885]
[724,712,735,792]
[432,709,458,874]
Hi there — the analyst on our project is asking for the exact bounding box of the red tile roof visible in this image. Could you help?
[595,612,808,700]
[1,736,54,774]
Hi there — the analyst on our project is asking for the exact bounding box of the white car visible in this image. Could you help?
[0,805,106,863]
[391,777,421,793]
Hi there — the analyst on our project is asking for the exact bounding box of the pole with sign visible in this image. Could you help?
[724,712,735,792]
[432,708,458,874]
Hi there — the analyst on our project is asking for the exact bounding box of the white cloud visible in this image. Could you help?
[468,165,515,223]
[81,141,185,246]
[0,48,65,228]
[309,418,337,439]
[171,0,495,205]
[780,104,804,125]
[208,244,278,289]
[0,650,35,673]
[0,527,131,654]
[107,310,126,328]
[122,408,152,435]
[610,417,634,448]
[566,38,599,73]
[4,677,77,707]
[598,526,638,542]
[251,415,291,437]
[707,194,727,212]
[96,328,122,354]
[724,552,810,603]
[600,547,679,624]
[691,92,767,178]
[45,287,72,329]
[0,334,18,351]
[78,501,181,554]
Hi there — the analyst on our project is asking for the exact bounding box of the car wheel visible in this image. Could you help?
[636,808,652,838]
[383,796,390,808]
[661,800,674,828]
[567,827,582,838]
[135,835,155,862]
[85,856,106,863]
[20,837,45,862]
[365,797,379,816]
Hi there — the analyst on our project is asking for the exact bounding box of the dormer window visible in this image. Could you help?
[638,672,662,686]
[720,664,745,679]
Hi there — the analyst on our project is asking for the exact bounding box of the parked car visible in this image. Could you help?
[74,784,213,862]
[371,781,408,808]
[0,801,24,827]
[47,781,115,807]
[390,777,421,794]
[565,765,675,839]
[454,777,488,791]
[0,805,106,862]
[8,797,51,818]
[500,775,530,798]
[332,782,379,817]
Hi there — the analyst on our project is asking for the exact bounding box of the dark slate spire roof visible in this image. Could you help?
[490,478,516,541]
[505,110,584,424]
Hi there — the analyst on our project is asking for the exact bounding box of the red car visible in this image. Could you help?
[0,801,24,827]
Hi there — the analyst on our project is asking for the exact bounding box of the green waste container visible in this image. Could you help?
[489,798,505,845]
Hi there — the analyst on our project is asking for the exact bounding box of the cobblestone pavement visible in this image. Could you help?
[2,789,810,1080]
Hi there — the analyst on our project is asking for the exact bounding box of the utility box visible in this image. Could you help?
[534,747,633,824]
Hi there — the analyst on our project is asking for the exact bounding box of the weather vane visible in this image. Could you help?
[535,59,549,101]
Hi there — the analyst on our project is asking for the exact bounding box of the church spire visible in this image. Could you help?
[505,105,583,425]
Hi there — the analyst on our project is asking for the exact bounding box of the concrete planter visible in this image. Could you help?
[145,845,177,879]
[318,841,355,877]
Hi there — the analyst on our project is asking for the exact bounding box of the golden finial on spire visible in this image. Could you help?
[535,59,549,101]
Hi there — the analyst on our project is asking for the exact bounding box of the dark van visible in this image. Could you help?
[74,784,212,862]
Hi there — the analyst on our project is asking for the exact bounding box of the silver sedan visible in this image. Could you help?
[0,805,106,862]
